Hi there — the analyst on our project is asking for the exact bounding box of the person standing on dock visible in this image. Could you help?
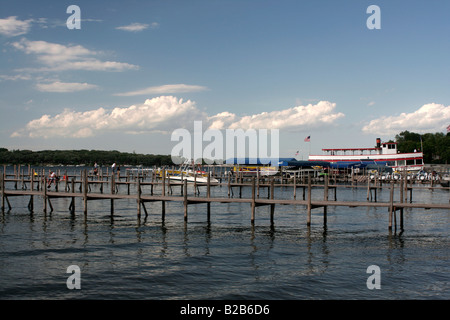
[93,162,99,178]
[47,171,56,188]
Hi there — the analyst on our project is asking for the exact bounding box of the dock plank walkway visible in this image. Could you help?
[1,169,449,232]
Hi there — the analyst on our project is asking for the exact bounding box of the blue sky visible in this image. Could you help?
[1,0,449,160]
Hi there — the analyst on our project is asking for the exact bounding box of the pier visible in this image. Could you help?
[1,165,449,231]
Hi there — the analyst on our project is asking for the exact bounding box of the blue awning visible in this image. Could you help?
[225,158,296,166]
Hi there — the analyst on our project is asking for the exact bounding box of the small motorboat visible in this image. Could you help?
[440,174,450,187]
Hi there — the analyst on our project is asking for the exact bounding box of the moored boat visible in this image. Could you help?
[158,160,219,184]
[308,138,424,172]
[440,175,450,187]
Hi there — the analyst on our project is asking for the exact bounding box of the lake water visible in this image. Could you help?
[0,168,448,304]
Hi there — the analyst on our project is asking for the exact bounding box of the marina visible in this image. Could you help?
[1,163,449,232]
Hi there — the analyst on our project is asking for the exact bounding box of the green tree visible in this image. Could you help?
[395,131,450,164]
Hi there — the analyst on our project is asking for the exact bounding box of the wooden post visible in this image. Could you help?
[256,167,260,198]
[180,171,184,195]
[137,178,141,217]
[293,172,297,199]
[1,172,5,211]
[70,178,75,214]
[366,173,371,201]
[270,178,275,224]
[111,172,115,194]
[43,177,47,214]
[389,182,394,230]
[404,169,408,203]
[251,177,256,224]
[400,175,404,205]
[207,171,211,198]
[227,171,231,198]
[307,175,312,226]
[162,168,166,195]
[83,170,88,215]
[162,168,166,219]
[323,173,328,226]
[110,173,115,215]
[183,179,188,221]
[207,171,211,221]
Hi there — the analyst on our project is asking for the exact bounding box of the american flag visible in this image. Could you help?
[447,125,450,133]
[295,150,299,156]
[304,135,310,142]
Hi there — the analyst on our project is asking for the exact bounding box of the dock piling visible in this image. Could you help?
[307,175,312,226]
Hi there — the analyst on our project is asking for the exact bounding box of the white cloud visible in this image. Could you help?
[11,38,139,72]
[233,101,344,130]
[0,74,32,81]
[115,22,159,32]
[116,22,150,32]
[12,97,345,139]
[11,96,206,138]
[36,81,98,92]
[114,84,209,96]
[208,112,238,130]
[362,103,450,135]
[0,16,33,37]
[207,101,344,130]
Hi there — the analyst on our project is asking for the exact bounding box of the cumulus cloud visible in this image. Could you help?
[114,84,209,96]
[11,97,345,139]
[362,103,450,135]
[36,81,98,92]
[0,16,33,37]
[206,101,344,130]
[11,38,138,72]
[11,96,206,138]
[227,101,344,130]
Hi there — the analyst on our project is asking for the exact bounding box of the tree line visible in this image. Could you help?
[0,148,172,167]
[395,131,450,164]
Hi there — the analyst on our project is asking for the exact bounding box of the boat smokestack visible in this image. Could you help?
[376,138,381,148]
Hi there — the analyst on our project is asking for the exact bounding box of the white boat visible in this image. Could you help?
[440,174,450,187]
[163,160,219,184]
[308,138,424,171]
[232,165,279,176]
[167,172,218,184]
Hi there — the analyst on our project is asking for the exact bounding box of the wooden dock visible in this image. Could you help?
[1,168,449,231]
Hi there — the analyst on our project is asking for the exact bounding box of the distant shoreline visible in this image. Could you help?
[0,148,172,167]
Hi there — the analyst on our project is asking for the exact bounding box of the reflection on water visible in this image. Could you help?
[0,178,449,300]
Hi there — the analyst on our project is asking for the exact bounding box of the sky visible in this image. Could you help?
[1,0,450,161]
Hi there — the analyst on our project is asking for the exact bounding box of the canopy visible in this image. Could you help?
[225,158,296,166]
